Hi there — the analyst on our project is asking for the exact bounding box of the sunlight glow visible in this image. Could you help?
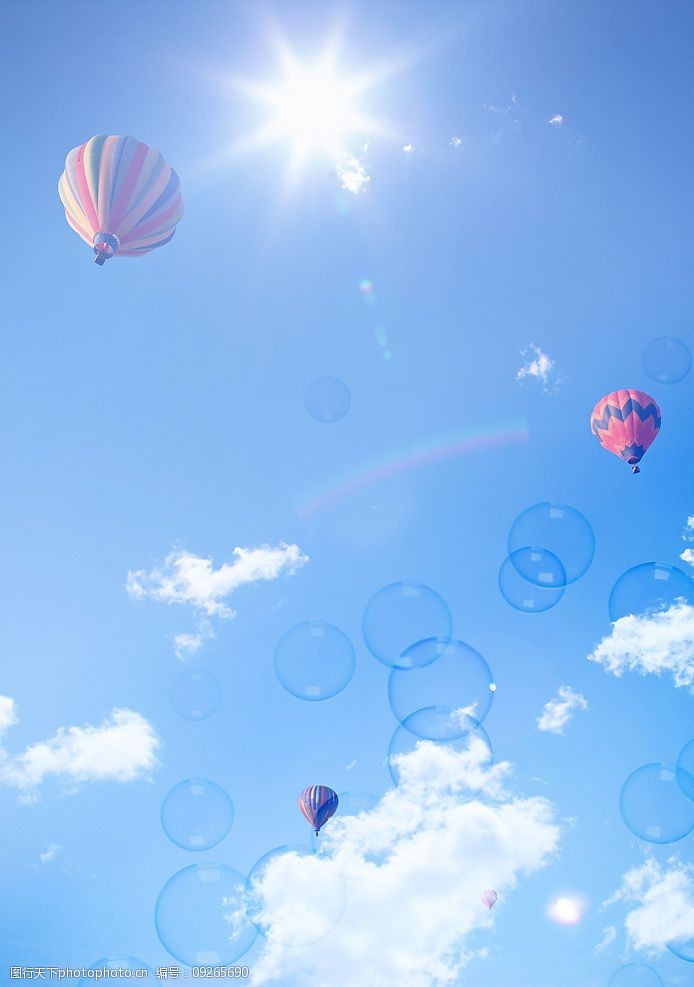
[547,896,584,925]
[232,37,396,183]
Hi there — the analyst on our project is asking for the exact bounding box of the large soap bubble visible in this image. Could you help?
[508,503,595,586]
[668,936,694,962]
[642,336,691,384]
[362,582,452,669]
[619,763,694,843]
[676,739,694,801]
[498,549,565,613]
[161,779,234,851]
[305,377,351,423]
[155,863,256,965]
[170,669,222,722]
[388,638,494,735]
[245,845,346,945]
[608,563,694,621]
[387,710,493,786]
[608,964,664,987]
[274,621,355,700]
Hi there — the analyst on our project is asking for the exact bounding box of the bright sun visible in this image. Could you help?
[266,64,364,159]
[234,39,390,178]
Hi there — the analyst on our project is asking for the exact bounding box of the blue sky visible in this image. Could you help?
[1,1,693,984]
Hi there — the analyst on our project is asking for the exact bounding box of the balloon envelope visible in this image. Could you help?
[481,889,498,910]
[58,135,183,265]
[298,785,339,835]
[590,389,661,473]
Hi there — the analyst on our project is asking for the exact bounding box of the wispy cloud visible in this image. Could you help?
[39,843,62,864]
[587,601,694,690]
[595,925,617,954]
[127,543,308,659]
[250,738,559,986]
[127,544,307,619]
[537,686,588,734]
[0,699,160,802]
[548,114,564,125]
[450,136,462,149]
[484,94,518,115]
[515,344,557,391]
[607,859,694,955]
[402,143,415,154]
[337,155,370,195]
[173,619,213,660]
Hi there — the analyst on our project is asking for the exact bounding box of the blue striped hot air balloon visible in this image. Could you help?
[298,785,339,836]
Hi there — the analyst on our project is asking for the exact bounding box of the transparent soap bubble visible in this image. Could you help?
[388,638,494,734]
[608,964,664,987]
[676,739,694,801]
[362,582,452,669]
[619,763,694,844]
[155,863,257,965]
[245,845,346,945]
[508,502,595,586]
[499,549,565,613]
[642,335,691,384]
[161,779,234,851]
[170,669,222,722]
[387,710,493,786]
[608,563,694,622]
[667,936,694,962]
[274,621,355,700]
[305,377,351,423]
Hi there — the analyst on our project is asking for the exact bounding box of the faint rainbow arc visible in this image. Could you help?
[297,421,530,518]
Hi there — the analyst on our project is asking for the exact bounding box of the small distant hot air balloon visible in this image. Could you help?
[58,135,183,265]
[298,785,338,836]
[590,389,661,474]
[481,889,498,910]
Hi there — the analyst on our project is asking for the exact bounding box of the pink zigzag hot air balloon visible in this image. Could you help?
[590,389,661,474]
[481,889,498,910]
[298,785,339,836]
[58,135,183,265]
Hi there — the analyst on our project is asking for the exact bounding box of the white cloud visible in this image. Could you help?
[681,516,694,568]
[173,618,213,660]
[249,738,560,987]
[0,695,18,735]
[595,925,617,953]
[337,155,370,195]
[548,114,564,125]
[515,344,556,390]
[345,759,357,772]
[402,144,415,154]
[450,136,462,149]
[0,699,160,800]
[608,859,694,954]
[126,543,308,619]
[39,843,62,863]
[537,686,588,734]
[587,601,694,690]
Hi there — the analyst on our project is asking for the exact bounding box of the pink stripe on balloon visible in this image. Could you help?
[74,144,99,233]
[108,141,148,232]
[119,195,182,245]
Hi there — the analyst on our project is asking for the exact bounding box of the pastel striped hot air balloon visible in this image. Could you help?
[298,785,339,836]
[58,135,183,265]
[590,389,661,474]
[481,889,498,910]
